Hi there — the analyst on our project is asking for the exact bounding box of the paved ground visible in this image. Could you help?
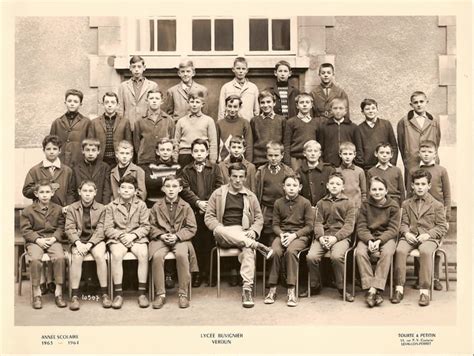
[15,280,456,326]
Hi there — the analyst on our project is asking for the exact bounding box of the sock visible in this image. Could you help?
[114,283,123,296]
[368,287,377,294]
[420,289,429,295]
[55,284,62,297]
[395,286,404,294]
[100,287,108,295]
[269,286,277,293]
[71,288,80,298]
[287,286,295,293]
[33,286,41,297]
[138,282,147,295]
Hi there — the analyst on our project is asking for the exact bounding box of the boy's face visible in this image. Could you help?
[266,147,283,166]
[229,169,246,191]
[419,146,437,164]
[225,99,240,118]
[43,142,61,162]
[274,65,291,82]
[178,66,195,85]
[369,181,387,201]
[83,145,99,162]
[157,142,174,161]
[296,96,313,115]
[130,61,145,78]
[410,95,428,115]
[374,146,393,164]
[339,149,355,166]
[229,142,245,158]
[118,182,136,201]
[232,61,248,81]
[259,96,275,115]
[319,67,334,85]
[103,95,118,115]
[192,144,209,163]
[65,94,82,113]
[283,178,301,199]
[115,147,133,166]
[189,98,204,114]
[161,179,182,201]
[79,183,97,205]
[147,93,162,111]
[331,101,347,119]
[362,104,378,121]
[327,177,344,196]
[411,177,431,197]
[34,185,53,205]
[303,145,321,164]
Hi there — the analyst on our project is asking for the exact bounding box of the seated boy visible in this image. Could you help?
[104,175,151,309]
[265,174,313,307]
[305,172,356,301]
[20,180,67,309]
[392,170,447,307]
[133,89,175,165]
[174,90,218,167]
[50,89,91,167]
[367,143,405,207]
[336,142,367,211]
[250,90,286,167]
[149,176,197,309]
[72,138,112,204]
[165,58,209,122]
[204,163,273,308]
[88,92,132,168]
[65,180,111,310]
[218,136,256,192]
[110,140,146,201]
[283,93,322,172]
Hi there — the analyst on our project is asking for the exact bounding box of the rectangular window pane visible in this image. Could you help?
[272,19,291,51]
[157,20,176,51]
[149,19,155,51]
[249,19,268,51]
[215,19,233,51]
[192,19,211,51]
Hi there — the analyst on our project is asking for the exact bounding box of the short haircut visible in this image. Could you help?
[360,98,378,111]
[119,174,137,189]
[42,135,62,150]
[319,63,335,73]
[155,137,176,150]
[147,89,163,99]
[266,140,284,153]
[410,91,427,102]
[328,171,345,184]
[274,60,291,71]
[258,90,276,103]
[162,174,183,186]
[233,56,248,67]
[229,135,247,148]
[81,138,100,150]
[375,142,393,154]
[339,141,356,153]
[225,94,242,107]
[411,169,432,184]
[283,173,301,185]
[191,138,209,151]
[368,176,388,190]
[303,140,321,151]
[34,179,54,192]
[102,91,119,103]
[330,97,348,108]
[78,180,97,190]
[228,162,247,176]
[116,140,134,152]
[178,58,194,69]
[188,90,205,102]
[419,140,438,151]
[130,55,145,65]
[65,89,84,103]
[295,92,314,104]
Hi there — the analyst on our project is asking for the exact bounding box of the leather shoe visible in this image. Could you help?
[374,292,384,306]
[365,291,376,308]
[229,275,239,287]
[391,290,404,304]
[32,296,42,309]
[152,295,166,309]
[418,293,430,307]
[101,294,112,308]
[340,291,355,302]
[112,295,123,309]
[298,286,321,298]
[192,273,202,288]
[178,295,190,308]
[55,295,67,308]
[138,294,150,308]
[433,279,443,291]
[69,296,80,311]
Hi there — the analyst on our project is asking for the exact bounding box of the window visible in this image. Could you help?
[192,18,234,52]
[133,17,177,52]
[249,18,291,52]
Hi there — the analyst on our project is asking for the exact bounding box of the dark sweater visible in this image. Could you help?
[255,164,294,207]
[367,165,405,206]
[216,116,253,162]
[357,197,400,244]
[283,116,322,163]
[297,160,335,206]
[72,159,112,204]
[272,195,313,240]
[250,114,286,165]
[314,194,355,241]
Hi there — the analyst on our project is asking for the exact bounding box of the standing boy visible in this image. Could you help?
[50,89,90,168]
[118,55,159,131]
[218,57,259,121]
[357,98,398,171]
[20,180,67,309]
[165,58,209,122]
[149,176,197,309]
[250,90,286,167]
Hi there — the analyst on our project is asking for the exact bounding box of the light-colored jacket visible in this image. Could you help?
[65,200,105,246]
[110,162,147,201]
[218,79,259,121]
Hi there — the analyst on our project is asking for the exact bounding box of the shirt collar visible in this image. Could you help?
[233,78,248,87]
[189,112,202,117]
[262,112,275,120]
[340,162,355,170]
[297,112,312,121]
[420,160,436,167]
[105,113,117,120]
[132,76,144,83]
[333,117,345,125]
[181,82,193,91]
[42,158,61,169]
[375,162,393,169]
[66,111,79,120]
[365,118,378,127]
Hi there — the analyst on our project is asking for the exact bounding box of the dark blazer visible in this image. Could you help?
[310,83,350,120]
[297,160,335,206]
[65,200,105,246]
[264,83,300,119]
[20,202,65,244]
[164,81,209,121]
[72,160,112,204]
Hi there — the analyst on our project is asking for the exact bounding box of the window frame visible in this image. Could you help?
[245,16,296,56]
[188,16,237,56]
[127,16,179,55]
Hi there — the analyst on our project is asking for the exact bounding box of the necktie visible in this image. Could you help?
[49,166,56,176]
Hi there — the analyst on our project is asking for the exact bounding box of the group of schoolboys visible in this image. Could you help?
[20,54,450,312]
